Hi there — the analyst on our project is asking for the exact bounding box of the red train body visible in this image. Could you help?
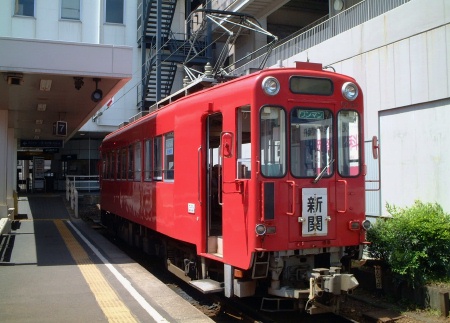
[100,62,369,314]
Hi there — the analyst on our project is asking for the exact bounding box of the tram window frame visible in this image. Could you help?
[337,110,361,177]
[107,151,112,179]
[116,149,122,180]
[134,141,142,181]
[290,108,333,178]
[106,153,110,179]
[259,106,287,178]
[144,139,152,181]
[237,105,251,179]
[163,132,174,182]
[111,150,116,180]
[102,154,107,179]
[153,136,163,181]
[128,145,134,180]
[120,148,127,180]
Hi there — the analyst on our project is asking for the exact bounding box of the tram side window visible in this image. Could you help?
[124,148,128,179]
[134,142,142,181]
[237,106,251,179]
[337,110,360,176]
[128,145,134,180]
[107,152,112,179]
[106,154,110,179]
[102,154,107,179]
[260,106,286,177]
[153,136,162,181]
[121,148,127,180]
[111,151,116,179]
[144,139,152,181]
[117,149,122,180]
[290,108,333,178]
[163,133,174,181]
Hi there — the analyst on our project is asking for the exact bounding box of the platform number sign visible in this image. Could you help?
[301,188,328,236]
[53,121,67,137]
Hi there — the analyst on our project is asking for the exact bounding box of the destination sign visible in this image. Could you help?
[298,110,324,120]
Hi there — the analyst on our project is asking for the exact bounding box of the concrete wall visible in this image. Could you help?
[283,0,450,214]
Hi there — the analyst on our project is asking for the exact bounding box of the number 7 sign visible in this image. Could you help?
[53,121,67,136]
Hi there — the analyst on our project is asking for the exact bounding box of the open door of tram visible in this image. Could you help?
[206,113,223,256]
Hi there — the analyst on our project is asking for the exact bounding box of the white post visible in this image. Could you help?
[70,183,75,210]
[66,177,70,201]
[74,189,78,218]
[7,128,16,215]
[0,110,8,218]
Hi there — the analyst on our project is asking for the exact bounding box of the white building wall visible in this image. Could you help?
[80,1,101,43]
[89,0,140,129]
[380,99,450,212]
[283,0,450,214]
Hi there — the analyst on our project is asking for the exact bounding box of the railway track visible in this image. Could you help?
[101,228,356,323]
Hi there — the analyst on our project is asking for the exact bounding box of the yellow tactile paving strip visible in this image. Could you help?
[54,219,138,323]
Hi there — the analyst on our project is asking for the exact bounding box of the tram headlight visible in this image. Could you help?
[342,82,358,101]
[255,224,267,236]
[362,219,371,230]
[262,77,280,96]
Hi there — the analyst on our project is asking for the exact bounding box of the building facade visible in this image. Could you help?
[1,0,449,217]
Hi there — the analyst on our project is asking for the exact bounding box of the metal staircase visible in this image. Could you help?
[138,0,210,111]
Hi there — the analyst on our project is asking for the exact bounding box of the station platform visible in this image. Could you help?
[0,194,214,323]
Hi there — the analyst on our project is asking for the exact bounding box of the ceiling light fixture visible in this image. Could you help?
[40,79,52,91]
[37,104,47,111]
[91,78,103,102]
[36,119,43,125]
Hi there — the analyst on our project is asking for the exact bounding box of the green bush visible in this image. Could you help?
[367,201,450,287]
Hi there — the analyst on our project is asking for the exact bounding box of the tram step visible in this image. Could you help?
[189,279,224,294]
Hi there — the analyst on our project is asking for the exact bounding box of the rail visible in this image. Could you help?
[65,176,99,218]
[230,0,410,76]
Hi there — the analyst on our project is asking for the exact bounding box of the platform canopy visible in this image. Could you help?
[0,37,132,144]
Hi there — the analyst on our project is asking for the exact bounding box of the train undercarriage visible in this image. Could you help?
[101,210,359,314]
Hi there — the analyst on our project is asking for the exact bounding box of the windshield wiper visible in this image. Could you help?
[313,159,335,184]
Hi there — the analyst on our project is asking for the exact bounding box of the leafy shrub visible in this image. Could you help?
[367,201,450,287]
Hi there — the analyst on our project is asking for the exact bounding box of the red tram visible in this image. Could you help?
[100,62,370,314]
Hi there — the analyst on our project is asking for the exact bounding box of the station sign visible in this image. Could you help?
[53,121,67,137]
[20,140,63,148]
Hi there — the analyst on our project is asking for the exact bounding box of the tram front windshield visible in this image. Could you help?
[259,107,360,179]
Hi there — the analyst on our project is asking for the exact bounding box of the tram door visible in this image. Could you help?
[206,113,223,254]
